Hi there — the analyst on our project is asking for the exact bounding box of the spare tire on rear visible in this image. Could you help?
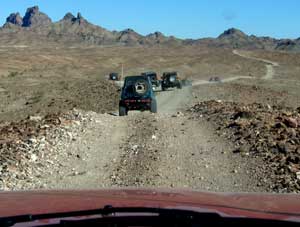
[134,79,149,96]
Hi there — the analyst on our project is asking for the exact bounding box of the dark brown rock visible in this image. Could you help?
[233,111,253,120]
[6,13,23,26]
[233,146,247,153]
[62,13,76,21]
[284,117,298,128]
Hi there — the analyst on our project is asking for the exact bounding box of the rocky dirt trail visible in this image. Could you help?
[110,110,263,192]
[107,87,264,191]
[1,86,266,192]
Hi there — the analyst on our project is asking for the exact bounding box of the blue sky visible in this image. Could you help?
[1,0,299,39]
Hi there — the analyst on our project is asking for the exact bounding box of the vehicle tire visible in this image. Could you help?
[119,106,127,116]
[177,82,182,89]
[150,100,157,113]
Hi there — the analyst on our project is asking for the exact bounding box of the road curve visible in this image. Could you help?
[192,76,253,86]
[233,49,279,80]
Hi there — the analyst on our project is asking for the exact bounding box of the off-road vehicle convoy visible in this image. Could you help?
[161,72,182,91]
[119,75,157,116]
[109,72,120,81]
[141,71,161,90]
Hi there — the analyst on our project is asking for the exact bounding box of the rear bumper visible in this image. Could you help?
[162,82,179,88]
[152,81,160,87]
[119,99,152,111]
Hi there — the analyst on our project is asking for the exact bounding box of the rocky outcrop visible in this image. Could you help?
[146,31,167,44]
[218,28,248,39]
[50,12,117,45]
[116,29,143,45]
[61,12,86,24]
[22,6,52,27]
[6,13,23,26]
[62,12,76,21]
[275,39,300,52]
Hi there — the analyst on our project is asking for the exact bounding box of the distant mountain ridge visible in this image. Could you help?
[1,6,300,51]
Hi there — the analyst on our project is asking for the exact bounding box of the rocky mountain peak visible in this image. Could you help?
[122,28,137,34]
[77,13,83,20]
[218,28,247,39]
[149,31,164,38]
[26,5,39,14]
[6,13,23,26]
[154,31,163,36]
[63,12,76,21]
[6,12,23,26]
[76,12,86,24]
[22,5,52,27]
[61,12,86,24]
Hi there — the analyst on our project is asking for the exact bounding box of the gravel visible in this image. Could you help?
[190,100,300,193]
[0,109,91,190]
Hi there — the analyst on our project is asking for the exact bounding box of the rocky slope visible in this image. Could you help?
[1,6,300,51]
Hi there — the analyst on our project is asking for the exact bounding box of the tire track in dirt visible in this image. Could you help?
[109,87,266,192]
[153,113,264,192]
[110,113,160,187]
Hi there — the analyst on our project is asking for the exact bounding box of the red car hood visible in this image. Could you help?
[0,188,300,222]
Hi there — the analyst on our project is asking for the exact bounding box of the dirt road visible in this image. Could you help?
[233,50,279,80]
[192,76,253,86]
[27,86,265,192]
[191,50,279,87]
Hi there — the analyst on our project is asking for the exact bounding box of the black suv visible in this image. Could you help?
[141,71,161,89]
[119,75,157,116]
[161,72,182,91]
